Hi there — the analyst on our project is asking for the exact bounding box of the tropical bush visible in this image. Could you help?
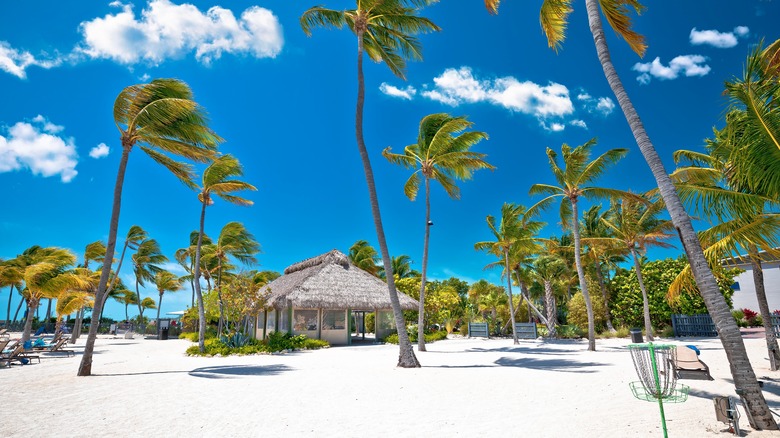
[538,324,583,339]
[384,330,448,344]
[567,291,606,334]
[185,331,329,356]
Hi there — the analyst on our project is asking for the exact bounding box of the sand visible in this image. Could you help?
[2,333,779,437]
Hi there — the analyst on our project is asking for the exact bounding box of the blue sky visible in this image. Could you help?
[1,0,778,321]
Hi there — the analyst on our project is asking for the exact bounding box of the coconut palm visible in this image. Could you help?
[138,297,157,324]
[69,241,107,342]
[177,231,213,308]
[378,255,417,280]
[153,270,183,334]
[482,0,776,423]
[348,240,381,276]
[601,194,675,342]
[301,0,439,368]
[108,226,147,296]
[119,290,138,323]
[0,259,23,328]
[475,203,539,344]
[580,205,621,332]
[531,255,568,337]
[131,238,167,335]
[192,154,256,353]
[80,79,221,377]
[204,221,260,334]
[528,139,628,351]
[383,112,492,351]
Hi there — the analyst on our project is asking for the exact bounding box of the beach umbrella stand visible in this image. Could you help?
[628,343,689,438]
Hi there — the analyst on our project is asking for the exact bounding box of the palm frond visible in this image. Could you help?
[540,0,573,52]
[598,0,647,57]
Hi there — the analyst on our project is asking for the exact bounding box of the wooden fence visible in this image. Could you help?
[468,322,489,338]
[672,314,780,337]
[514,322,538,339]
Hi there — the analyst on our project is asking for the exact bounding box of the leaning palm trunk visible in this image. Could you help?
[631,248,654,341]
[749,250,780,371]
[585,0,776,428]
[543,281,558,337]
[356,28,418,367]
[79,145,131,376]
[13,299,24,324]
[417,177,432,351]
[135,280,146,335]
[570,199,596,350]
[70,308,83,343]
[21,299,38,343]
[193,202,208,352]
[156,292,163,337]
[217,260,225,335]
[595,260,616,332]
[504,251,519,344]
[5,284,14,327]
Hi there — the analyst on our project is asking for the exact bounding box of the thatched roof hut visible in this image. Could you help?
[262,249,419,310]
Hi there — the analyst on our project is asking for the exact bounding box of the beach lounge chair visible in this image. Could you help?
[0,328,8,340]
[39,338,74,357]
[672,345,714,380]
[0,344,40,366]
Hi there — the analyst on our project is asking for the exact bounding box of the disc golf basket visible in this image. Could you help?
[628,343,689,437]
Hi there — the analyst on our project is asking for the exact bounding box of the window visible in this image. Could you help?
[294,309,318,331]
[266,310,276,332]
[322,310,345,330]
[279,308,289,333]
[731,282,741,291]
[377,311,394,330]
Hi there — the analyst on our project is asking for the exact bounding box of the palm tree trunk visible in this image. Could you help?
[570,198,595,351]
[79,144,132,376]
[632,248,654,342]
[217,258,225,335]
[102,241,129,311]
[22,299,37,343]
[544,280,558,337]
[125,303,129,322]
[193,201,208,353]
[70,308,83,343]
[13,297,24,323]
[44,299,52,329]
[749,248,780,371]
[520,281,531,322]
[504,251,519,344]
[584,0,776,428]
[156,292,163,338]
[355,28,418,367]
[595,260,616,332]
[6,284,15,327]
[417,177,432,352]
[135,278,145,335]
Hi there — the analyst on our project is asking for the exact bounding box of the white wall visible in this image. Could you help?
[730,261,780,312]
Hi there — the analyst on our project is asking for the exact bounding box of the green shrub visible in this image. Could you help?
[732,309,745,321]
[180,332,199,342]
[384,330,448,344]
[750,315,764,327]
[302,339,329,349]
[659,326,675,338]
[220,332,252,348]
[365,313,375,333]
[567,292,606,333]
[266,331,306,351]
[186,331,329,356]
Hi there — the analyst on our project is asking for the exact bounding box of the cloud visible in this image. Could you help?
[421,67,574,121]
[160,262,188,275]
[570,119,587,129]
[89,143,110,159]
[577,93,615,116]
[0,115,78,182]
[0,41,64,79]
[78,0,284,65]
[633,55,711,84]
[689,26,749,48]
[379,83,416,100]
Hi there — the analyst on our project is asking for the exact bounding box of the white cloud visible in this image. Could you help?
[633,55,711,84]
[0,116,78,182]
[576,93,592,101]
[421,67,573,119]
[78,0,284,65]
[690,26,749,48]
[577,92,615,116]
[595,97,615,115]
[0,41,63,79]
[89,143,110,159]
[379,83,416,100]
[570,119,587,129]
[160,262,188,275]
[139,73,151,82]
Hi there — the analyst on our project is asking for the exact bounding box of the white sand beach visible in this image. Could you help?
[3,334,779,437]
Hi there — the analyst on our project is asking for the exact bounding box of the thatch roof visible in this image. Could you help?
[262,249,419,310]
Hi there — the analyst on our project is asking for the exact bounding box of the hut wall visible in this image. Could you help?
[255,312,266,340]
[292,308,319,339]
[375,310,396,341]
[320,309,348,345]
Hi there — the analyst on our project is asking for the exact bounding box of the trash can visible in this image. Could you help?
[630,328,643,343]
[160,327,169,340]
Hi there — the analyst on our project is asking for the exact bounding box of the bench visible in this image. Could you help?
[468,322,489,338]
[514,322,538,339]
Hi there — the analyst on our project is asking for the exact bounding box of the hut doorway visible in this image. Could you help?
[351,310,376,344]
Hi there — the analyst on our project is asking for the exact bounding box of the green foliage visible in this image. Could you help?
[610,257,736,329]
[220,332,251,348]
[186,337,265,356]
[179,331,199,342]
[185,331,329,356]
[302,338,329,349]
[660,326,675,338]
[567,291,606,333]
[365,312,375,333]
[384,329,448,344]
[538,324,583,339]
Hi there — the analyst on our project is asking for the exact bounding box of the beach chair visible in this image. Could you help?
[0,328,8,340]
[1,344,40,366]
[672,345,714,380]
[40,338,74,357]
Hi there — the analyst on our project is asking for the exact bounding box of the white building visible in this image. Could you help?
[727,251,780,312]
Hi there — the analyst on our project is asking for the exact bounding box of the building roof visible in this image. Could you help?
[722,248,780,267]
[261,249,419,310]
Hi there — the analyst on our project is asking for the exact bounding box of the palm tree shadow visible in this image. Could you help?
[189,364,293,379]
[428,357,608,373]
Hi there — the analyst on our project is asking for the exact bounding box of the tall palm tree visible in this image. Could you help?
[120,290,138,322]
[69,241,107,342]
[580,205,620,332]
[107,226,147,297]
[531,255,567,337]
[205,221,260,334]
[301,0,439,368]
[475,203,538,344]
[131,238,167,335]
[601,194,675,341]
[138,297,157,323]
[383,112,492,351]
[0,259,23,328]
[79,79,221,377]
[348,240,381,276]
[483,1,776,426]
[528,139,628,351]
[153,270,183,334]
[177,231,213,308]
[192,154,256,353]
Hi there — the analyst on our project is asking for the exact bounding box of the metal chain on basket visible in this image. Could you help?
[629,344,678,399]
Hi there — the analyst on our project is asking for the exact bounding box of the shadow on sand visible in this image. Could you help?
[427,356,608,373]
[95,364,293,378]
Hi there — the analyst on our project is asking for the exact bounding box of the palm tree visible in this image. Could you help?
[580,205,620,332]
[601,194,675,342]
[131,238,167,335]
[531,255,568,337]
[119,289,138,322]
[348,240,381,276]
[483,1,776,425]
[0,259,23,328]
[383,112,492,351]
[138,297,157,324]
[79,78,221,377]
[107,226,147,297]
[301,0,439,368]
[70,241,106,342]
[192,154,256,353]
[153,270,183,334]
[475,203,538,344]
[177,231,213,308]
[528,139,628,351]
[206,221,260,334]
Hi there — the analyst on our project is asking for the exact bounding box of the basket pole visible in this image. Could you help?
[648,343,668,438]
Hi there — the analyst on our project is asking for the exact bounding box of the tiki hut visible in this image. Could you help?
[256,249,419,345]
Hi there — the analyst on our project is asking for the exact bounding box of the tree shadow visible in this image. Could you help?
[427,356,608,373]
[189,364,293,379]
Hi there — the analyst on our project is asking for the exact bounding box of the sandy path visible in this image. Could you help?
[2,335,779,437]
